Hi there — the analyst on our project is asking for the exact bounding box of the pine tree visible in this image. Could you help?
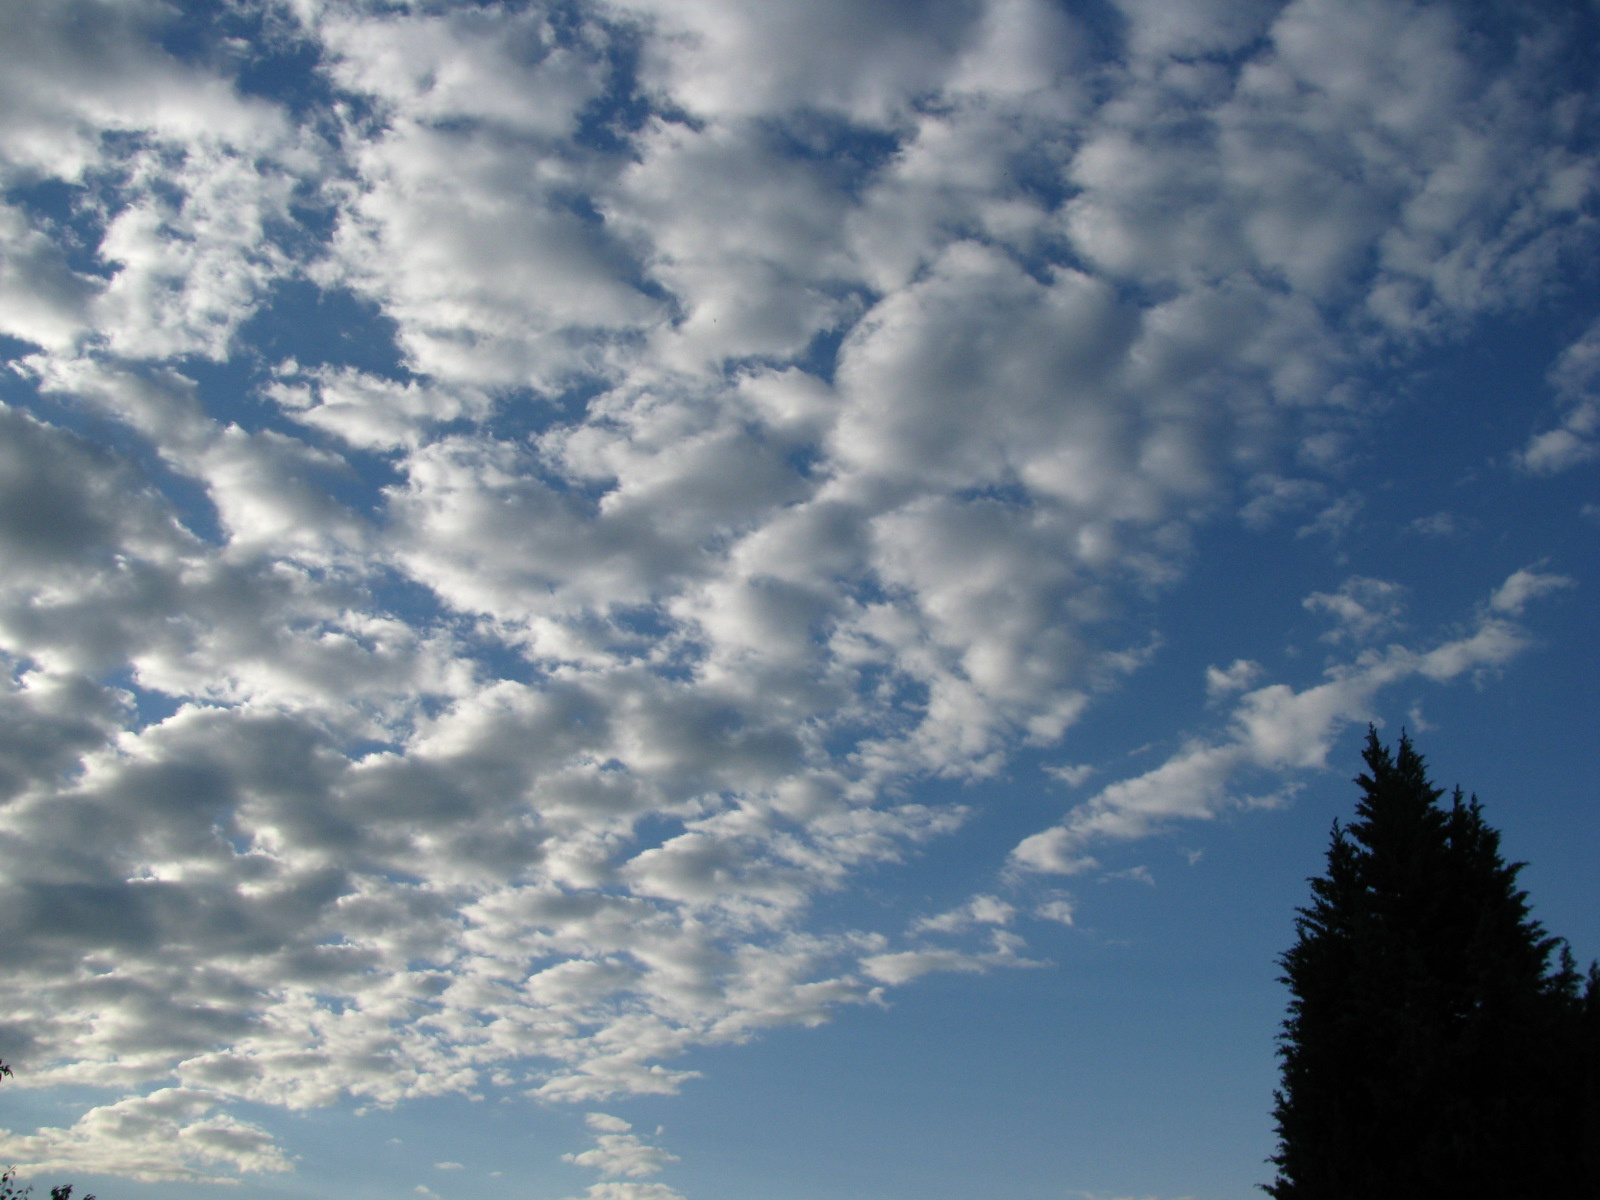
[1265,729,1599,1198]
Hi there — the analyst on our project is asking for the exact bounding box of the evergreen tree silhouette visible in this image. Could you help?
[1265,729,1599,1198]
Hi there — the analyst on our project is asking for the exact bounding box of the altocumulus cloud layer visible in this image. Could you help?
[0,0,1594,1184]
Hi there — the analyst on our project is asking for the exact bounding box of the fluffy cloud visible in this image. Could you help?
[563,1113,679,1178]
[317,3,657,388]
[607,0,984,123]
[0,1089,292,1183]
[1490,567,1575,617]
[1303,577,1408,645]
[0,0,285,182]
[0,0,1593,1188]
[1519,317,1600,474]
[563,1184,687,1200]
[0,2,308,363]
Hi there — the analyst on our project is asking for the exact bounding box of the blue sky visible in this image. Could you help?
[0,1,1596,1197]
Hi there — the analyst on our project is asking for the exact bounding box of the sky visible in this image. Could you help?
[0,0,1596,1197]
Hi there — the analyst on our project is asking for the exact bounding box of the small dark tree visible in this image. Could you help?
[1266,729,1599,1198]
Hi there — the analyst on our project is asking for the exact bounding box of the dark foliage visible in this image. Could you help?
[1266,730,1600,1198]
[1,1176,92,1200]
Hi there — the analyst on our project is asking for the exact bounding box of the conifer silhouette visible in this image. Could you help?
[1266,730,1599,1198]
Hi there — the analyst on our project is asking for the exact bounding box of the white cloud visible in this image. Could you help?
[1519,318,1600,473]
[90,143,299,361]
[0,0,285,182]
[911,894,1017,935]
[0,203,100,351]
[606,0,982,123]
[1034,895,1078,926]
[0,1089,293,1184]
[1205,659,1263,703]
[605,117,861,369]
[317,4,602,138]
[1518,423,1598,475]
[0,3,311,364]
[1303,577,1408,645]
[314,5,657,388]
[1116,0,1277,60]
[1489,567,1574,617]
[861,929,1044,986]
[1044,762,1096,787]
[1011,569,1561,874]
[562,1184,686,1200]
[563,1114,679,1179]
[267,367,493,452]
